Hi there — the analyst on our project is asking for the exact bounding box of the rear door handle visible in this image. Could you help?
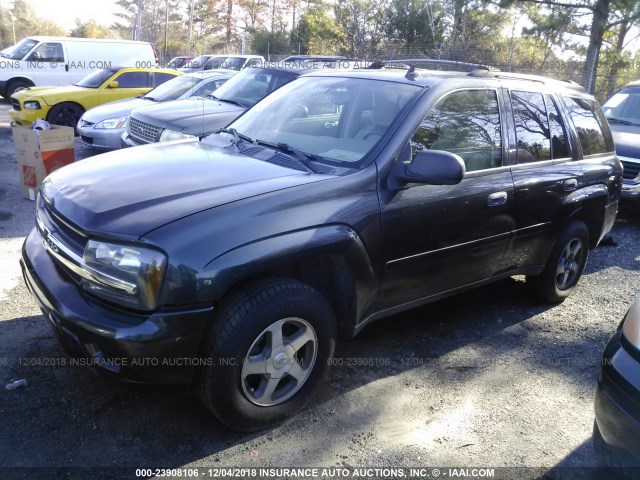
[487,191,508,207]
[563,178,578,191]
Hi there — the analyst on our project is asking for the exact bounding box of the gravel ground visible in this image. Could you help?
[0,100,638,480]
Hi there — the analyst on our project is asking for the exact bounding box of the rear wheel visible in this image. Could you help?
[47,103,84,132]
[195,278,336,431]
[527,221,589,303]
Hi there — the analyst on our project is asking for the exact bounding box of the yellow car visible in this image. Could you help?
[9,67,181,129]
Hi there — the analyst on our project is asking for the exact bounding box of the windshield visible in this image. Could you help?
[1,38,38,60]
[226,76,420,168]
[603,87,640,126]
[145,75,202,101]
[211,68,298,107]
[183,55,226,69]
[220,57,248,70]
[75,68,118,88]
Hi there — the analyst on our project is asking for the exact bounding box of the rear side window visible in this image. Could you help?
[411,89,502,172]
[545,95,570,159]
[115,72,149,88]
[511,90,550,163]
[563,96,613,155]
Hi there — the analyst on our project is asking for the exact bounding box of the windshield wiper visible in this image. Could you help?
[607,117,635,126]
[216,127,254,147]
[209,95,247,108]
[143,96,157,101]
[255,140,319,173]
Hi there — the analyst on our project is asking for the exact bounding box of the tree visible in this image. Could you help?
[70,19,120,39]
[293,6,346,54]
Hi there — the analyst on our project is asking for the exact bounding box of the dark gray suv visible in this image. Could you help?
[21,65,622,431]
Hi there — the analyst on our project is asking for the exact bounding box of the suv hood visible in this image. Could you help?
[130,98,245,136]
[611,124,640,160]
[42,139,331,239]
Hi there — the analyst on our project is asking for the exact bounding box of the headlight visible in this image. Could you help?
[82,240,167,311]
[95,116,128,129]
[159,128,196,142]
[24,101,41,110]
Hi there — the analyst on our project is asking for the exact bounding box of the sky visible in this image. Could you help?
[24,0,123,31]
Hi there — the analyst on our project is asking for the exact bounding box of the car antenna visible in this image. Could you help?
[405,64,416,80]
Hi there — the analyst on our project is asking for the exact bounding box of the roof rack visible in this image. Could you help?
[370,58,498,72]
[467,69,586,92]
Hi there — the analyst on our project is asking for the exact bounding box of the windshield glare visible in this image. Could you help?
[2,38,38,60]
[226,76,420,167]
[603,88,640,124]
[75,68,118,88]
[146,75,200,101]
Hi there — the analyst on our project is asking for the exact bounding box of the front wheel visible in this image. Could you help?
[195,278,336,431]
[47,102,84,132]
[527,221,589,303]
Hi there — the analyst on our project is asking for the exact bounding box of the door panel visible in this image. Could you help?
[378,88,515,309]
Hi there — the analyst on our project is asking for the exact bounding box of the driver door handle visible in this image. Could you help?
[487,191,508,207]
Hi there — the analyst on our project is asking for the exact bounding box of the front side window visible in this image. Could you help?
[114,72,150,88]
[26,42,64,62]
[411,89,502,172]
[563,96,612,155]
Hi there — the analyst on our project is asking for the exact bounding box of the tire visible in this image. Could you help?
[593,420,636,478]
[6,80,33,98]
[527,221,589,303]
[195,278,337,431]
[47,103,84,132]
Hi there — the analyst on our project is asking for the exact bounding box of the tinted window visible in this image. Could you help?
[212,68,298,107]
[153,73,176,86]
[543,95,570,159]
[563,96,612,155]
[115,72,149,88]
[411,89,502,172]
[511,91,550,163]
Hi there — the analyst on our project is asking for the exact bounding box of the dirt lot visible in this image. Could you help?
[0,100,638,480]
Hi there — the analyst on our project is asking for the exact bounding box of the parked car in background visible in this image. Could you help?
[166,56,193,69]
[179,55,227,72]
[602,81,640,202]
[78,70,234,150]
[22,65,621,431]
[9,67,180,131]
[0,36,157,99]
[219,55,265,70]
[121,66,303,146]
[594,295,640,477]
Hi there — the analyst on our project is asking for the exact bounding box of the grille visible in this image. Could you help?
[128,117,162,143]
[80,135,93,145]
[36,200,87,284]
[621,160,640,181]
[11,99,21,111]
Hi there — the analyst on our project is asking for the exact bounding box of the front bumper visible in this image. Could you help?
[120,130,148,148]
[20,227,213,384]
[9,105,46,126]
[594,327,640,467]
[621,180,640,202]
[77,124,124,150]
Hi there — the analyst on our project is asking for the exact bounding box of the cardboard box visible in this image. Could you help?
[12,125,75,200]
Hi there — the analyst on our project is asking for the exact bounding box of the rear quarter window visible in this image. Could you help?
[563,96,614,155]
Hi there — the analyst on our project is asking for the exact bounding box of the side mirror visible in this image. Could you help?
[107,81,119,89]
[390,150,465,188]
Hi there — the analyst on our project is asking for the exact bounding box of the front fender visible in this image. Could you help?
[200,224,379,322]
